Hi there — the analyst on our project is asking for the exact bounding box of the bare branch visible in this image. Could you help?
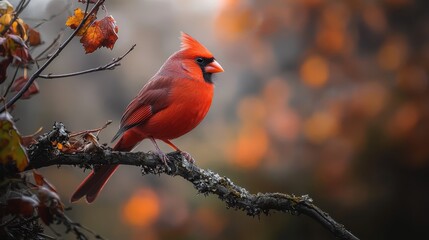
[26,3,72,29]
[0,0,105,113]
[38,44,136,79]
[69,120,112,138]
[2,64,20,98]
[22,123,359,240]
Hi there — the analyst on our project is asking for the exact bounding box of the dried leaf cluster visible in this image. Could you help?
[66,8,118,53]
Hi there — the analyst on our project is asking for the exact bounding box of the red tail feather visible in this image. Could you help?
[70,132,139,203]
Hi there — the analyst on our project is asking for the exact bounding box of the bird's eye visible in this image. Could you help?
[196,57,203,63]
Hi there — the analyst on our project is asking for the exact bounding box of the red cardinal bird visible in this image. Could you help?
[71,33,224,203]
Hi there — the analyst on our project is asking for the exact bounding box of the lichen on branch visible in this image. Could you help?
[19,122,359,240]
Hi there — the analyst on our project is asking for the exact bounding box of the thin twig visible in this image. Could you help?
[69,120,112,138]
[34,32,64,62]
[26,3,72,29]
[36,233,56,240]
[38,44,136,79]
[62,214,106,240]
[15,0,28,12]
[0,216,17,228]
[47,224,61,237]
[0,0,105,113]
[2,64,20,98]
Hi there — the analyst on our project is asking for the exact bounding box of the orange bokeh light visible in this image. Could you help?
[237,96,266,124]
[304,111,338,144]
[377,36,408,71]
[349,82,388,119]
[121,188,160,228]
[362,4,387,33]
[215,0,258,42]
[230,125,269,169]
[194,208,226,236]
[387,103,420,138]
[300,55,329,88]
[316,27,346,54]
[230,96,269,169]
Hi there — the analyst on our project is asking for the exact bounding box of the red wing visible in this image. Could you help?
[122,104,152,127]
[112,76,173,142]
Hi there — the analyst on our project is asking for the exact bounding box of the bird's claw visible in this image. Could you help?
[180,151,195,163]
[157,152,169,166]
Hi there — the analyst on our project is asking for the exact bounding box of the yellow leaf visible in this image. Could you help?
[0,13,12,33]
[0,0,13,15]
[11,18,27,40]
[0,112,29,171]
[0,14,27,40]
[65,8,96,36]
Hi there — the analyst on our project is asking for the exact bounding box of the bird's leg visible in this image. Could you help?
[162,139,195,163]
[149,137,169,166]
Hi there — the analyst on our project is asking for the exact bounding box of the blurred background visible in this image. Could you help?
[9,0,429,239]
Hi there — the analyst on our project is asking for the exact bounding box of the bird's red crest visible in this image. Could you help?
[180,32,213,58]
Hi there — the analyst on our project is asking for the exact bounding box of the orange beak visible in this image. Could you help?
[205,60,224,73]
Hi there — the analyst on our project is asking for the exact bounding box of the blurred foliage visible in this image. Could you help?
[213,0,429,239]
[7,0,429,239]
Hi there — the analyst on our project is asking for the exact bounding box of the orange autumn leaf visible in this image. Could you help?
[65,8,96,36]
[28,28,41,46]
[56,142,63,150]
[98,16,119,49]
[80,23,103,53]
[65,8,84,29]
[80,15,118,54]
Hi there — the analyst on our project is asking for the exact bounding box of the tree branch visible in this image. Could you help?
[33,32,63,63]
[0,0,105,113]
[2,64,20,98]
[29,3,72,29]
[22,123,359,240]
[38,44,136,79]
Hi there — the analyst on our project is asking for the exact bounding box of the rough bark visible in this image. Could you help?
[20,123,359,240]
